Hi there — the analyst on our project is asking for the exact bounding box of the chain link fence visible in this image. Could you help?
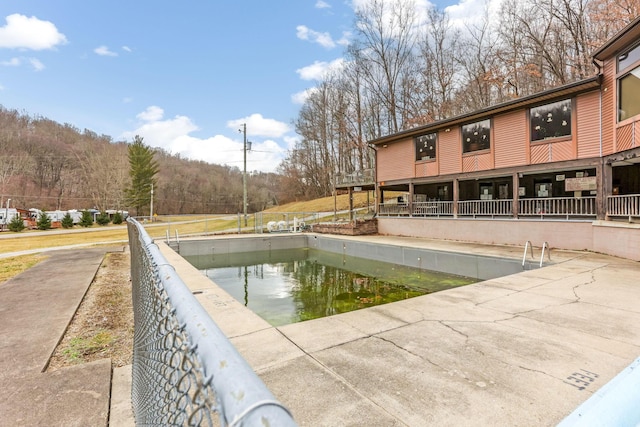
[127,217,297,426]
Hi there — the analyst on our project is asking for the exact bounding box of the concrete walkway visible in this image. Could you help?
[3,235,639,425]
[159,234,640,426]
[0,248,113,427]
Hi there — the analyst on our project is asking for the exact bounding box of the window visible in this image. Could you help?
[462,119,490,153]
[415,132,436,161]
[618,44,640,122]
[530,99,572,141]
[618,43,640,73]
[619,66,640,121]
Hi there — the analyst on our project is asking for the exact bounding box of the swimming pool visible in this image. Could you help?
[185,248,477,326]
[173,234,534,281]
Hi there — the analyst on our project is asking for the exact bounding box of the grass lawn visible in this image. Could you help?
[0,190,393,282]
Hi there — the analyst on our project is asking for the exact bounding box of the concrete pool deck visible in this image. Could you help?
[153,233,640,426]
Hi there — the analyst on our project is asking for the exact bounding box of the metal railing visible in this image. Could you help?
[127,218,296,426]
[378,202,410,216]
[334,168,375,186]
[607,194,640,219]
[377,194,640,220]
[519,196,596,218]
[412,201,454,217]
[458,199,513,217]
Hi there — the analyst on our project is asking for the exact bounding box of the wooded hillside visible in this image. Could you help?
[3,1,638,212]
[0,106,285,214]
[281,0,639,198]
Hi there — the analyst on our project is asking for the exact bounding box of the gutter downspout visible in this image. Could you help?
[592,58,604,157]
[592,58,606,219]
[368,143,379,215]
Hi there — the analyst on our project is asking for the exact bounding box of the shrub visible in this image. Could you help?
[37,211,52,230]
[79,210,94,228]
[112,211,123,225]
[8,215,25,232]
[61,212,74,229]
[96,211,110,226]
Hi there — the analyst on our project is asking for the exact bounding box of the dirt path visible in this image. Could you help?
[48,250,133,370]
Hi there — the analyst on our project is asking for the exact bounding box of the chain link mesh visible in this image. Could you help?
[127,218,297,427]
[129,220,220,426]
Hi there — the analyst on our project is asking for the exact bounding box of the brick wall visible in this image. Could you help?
[312,219,378,236]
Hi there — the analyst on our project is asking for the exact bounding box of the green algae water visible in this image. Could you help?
[186,248,477,326]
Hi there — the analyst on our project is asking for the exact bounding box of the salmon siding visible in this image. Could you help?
[372,17,640,222]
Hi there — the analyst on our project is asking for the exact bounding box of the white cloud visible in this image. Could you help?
[351,0,431,36]
[0,84,4,91]
[315,1,331,9]
[336,32,351,46]
[29,58,44,71]
[122,97,133,104]
[296,25,336,49]
[291,87,318,105]
[444,0,504,29]
[94,45,118,56]
[283,135,301,149]
[227,114,290,138]
[1,56,45,71]
[137,106,165,122]
[1,57,20,66]
[122,46,132,52]
[122,108,288,173]
[296,58,345,81]
[0,14,67,50]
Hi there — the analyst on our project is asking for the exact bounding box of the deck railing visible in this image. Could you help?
[377,193,640,220]
[378,196,601,219]
[607,194,640,219]
[127,217,296,426]
[379,202,410,216]
[458,199,513,217]
[413,201,454,217]
[519,196,596,218]
[335,168,375,186]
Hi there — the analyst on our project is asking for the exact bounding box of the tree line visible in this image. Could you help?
[2,0,637,213]
[280,0,639,198]
[0,106,285,215]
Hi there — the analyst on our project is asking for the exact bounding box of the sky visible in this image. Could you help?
[0,0,491,173]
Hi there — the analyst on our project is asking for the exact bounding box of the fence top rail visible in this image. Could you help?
[127,218,296,426]
[608,194,640,198]
[414,200,453,204]
[519,196,596,201]
[458,199,513,203]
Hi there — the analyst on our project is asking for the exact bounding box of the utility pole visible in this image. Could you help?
[3,198,10,229]
[242,123,248,227]
[150,183,154,222]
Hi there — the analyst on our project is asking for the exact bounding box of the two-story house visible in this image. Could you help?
[368,16,640,261]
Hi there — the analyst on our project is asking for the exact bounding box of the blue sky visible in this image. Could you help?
[0,0,485,172]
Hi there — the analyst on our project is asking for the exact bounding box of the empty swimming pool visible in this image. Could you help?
[185,248,477,326]
[173,234,536,326]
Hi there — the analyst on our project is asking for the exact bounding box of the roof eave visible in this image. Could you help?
[592,16,640,61]
[371,76,601,146]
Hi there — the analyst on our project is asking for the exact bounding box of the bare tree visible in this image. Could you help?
[352,0,418,134]
[415,7,462,121]
[455,8,504,111]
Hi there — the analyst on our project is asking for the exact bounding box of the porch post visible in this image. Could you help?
[512,173,520,218]
[348,186,354,222]
[408,182,414,217]
[597,160,612,220]
[453,178,459,218]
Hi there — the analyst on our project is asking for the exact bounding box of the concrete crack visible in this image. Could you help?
[571,268,598,302]
[439,321,469,342]
[374,335,444,370]
[517,364,566,384]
